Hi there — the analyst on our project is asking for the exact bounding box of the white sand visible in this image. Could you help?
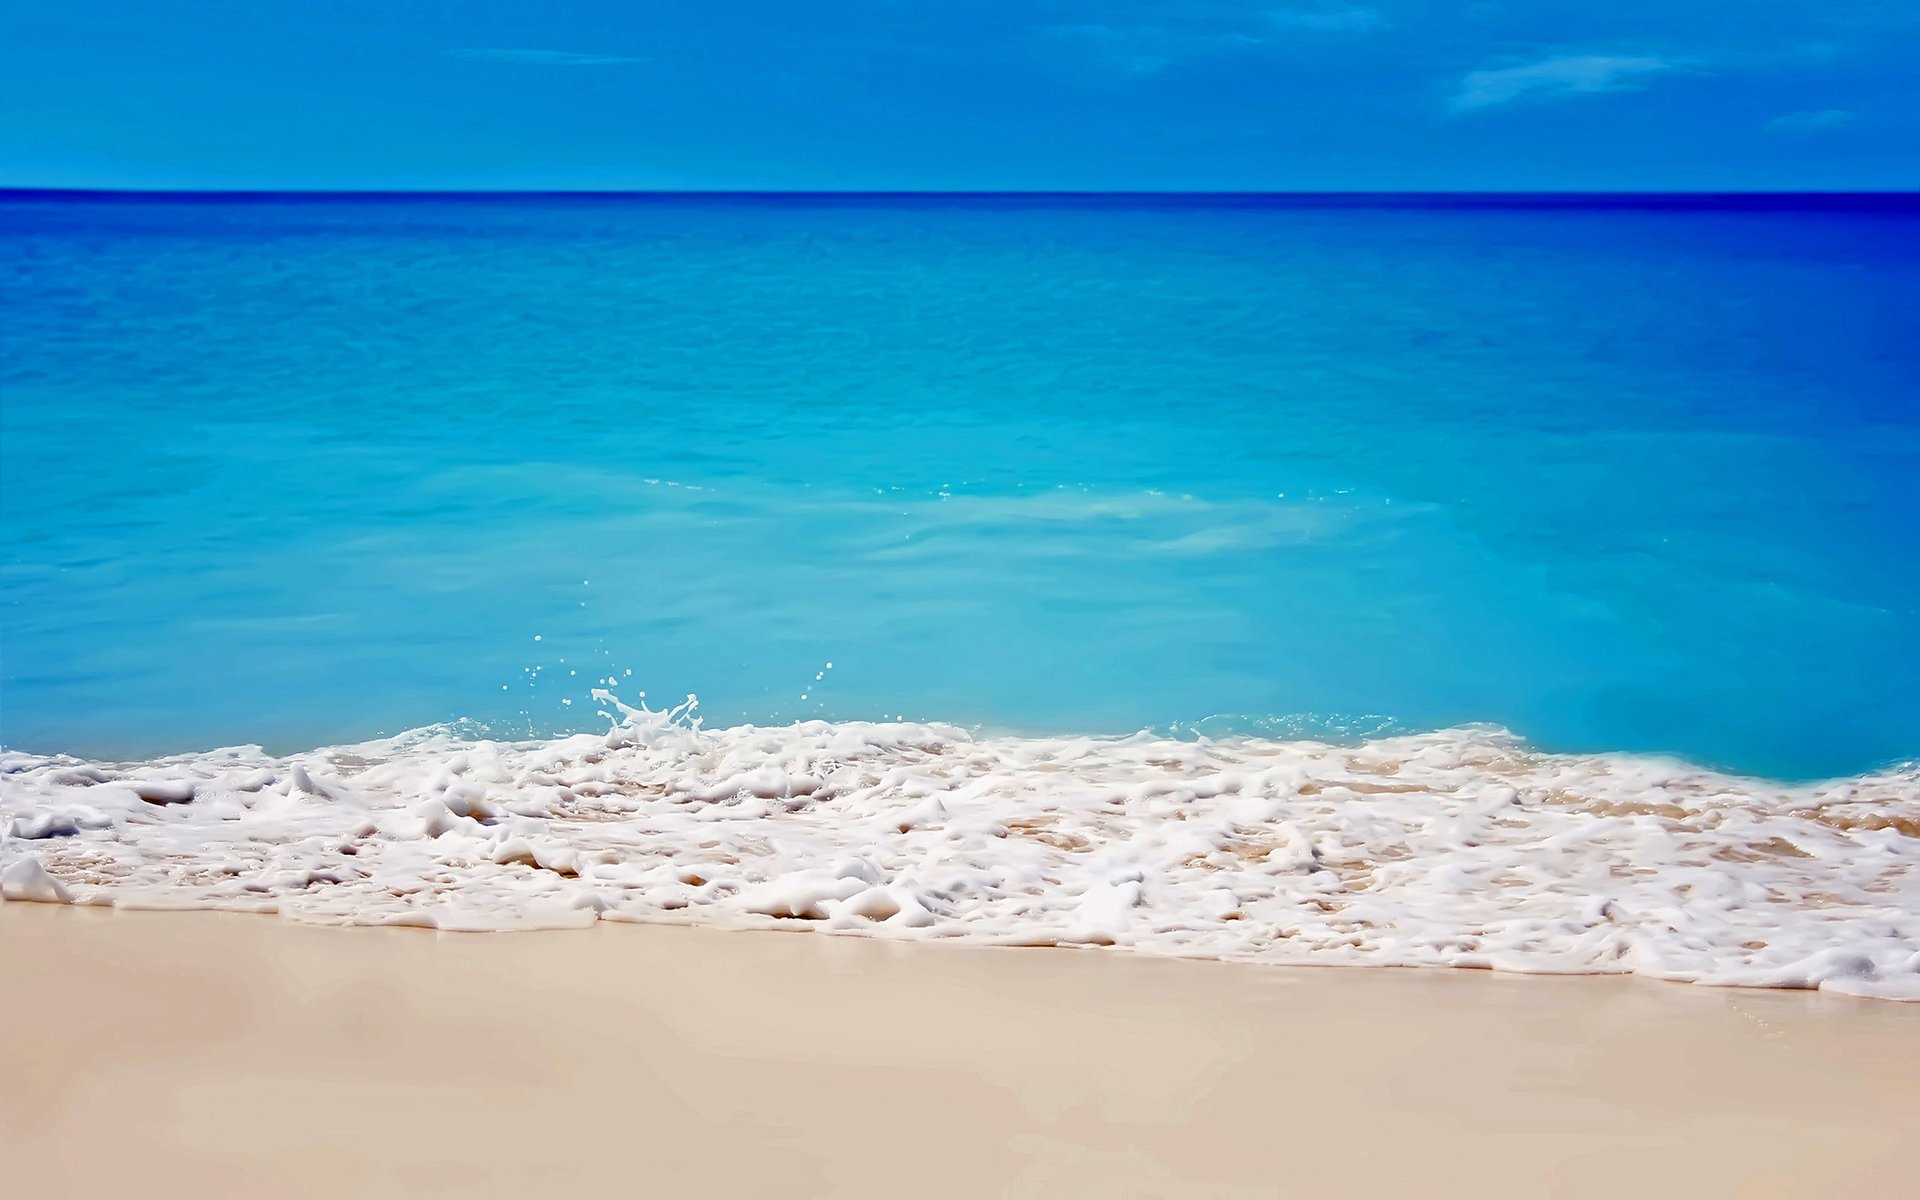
[4,905,1917,1198]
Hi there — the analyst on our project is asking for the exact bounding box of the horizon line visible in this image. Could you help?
[3,187,1916,202]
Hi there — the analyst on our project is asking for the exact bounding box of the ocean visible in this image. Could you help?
[2,192,1917,994]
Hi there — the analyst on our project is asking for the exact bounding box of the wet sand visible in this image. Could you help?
[3,905,1916,1198]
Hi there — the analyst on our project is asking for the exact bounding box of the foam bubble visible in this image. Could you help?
[2,700,1915,998]
[2,856,74,903]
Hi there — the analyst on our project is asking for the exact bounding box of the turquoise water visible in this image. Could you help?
[3,193,1916,779]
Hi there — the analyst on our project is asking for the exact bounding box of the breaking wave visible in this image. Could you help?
[4,692,1917,999]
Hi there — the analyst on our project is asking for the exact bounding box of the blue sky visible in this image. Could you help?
[1,1,1914,190]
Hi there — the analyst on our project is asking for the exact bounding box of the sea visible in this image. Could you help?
[2,192,1917,995]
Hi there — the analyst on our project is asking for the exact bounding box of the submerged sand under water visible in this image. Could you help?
[5,700,1916,999]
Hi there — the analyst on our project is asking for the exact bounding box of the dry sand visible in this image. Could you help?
[3,905,1916,1198]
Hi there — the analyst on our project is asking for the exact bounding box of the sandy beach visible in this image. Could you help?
[4,905,1915,1198]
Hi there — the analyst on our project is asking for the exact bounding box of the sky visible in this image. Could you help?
[0,1,1915,191]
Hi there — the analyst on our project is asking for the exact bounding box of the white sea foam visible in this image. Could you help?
[3,693,1916,999]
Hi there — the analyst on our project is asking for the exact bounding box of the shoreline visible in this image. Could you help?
[6,904,1918,1198]
[6,715,1918,997]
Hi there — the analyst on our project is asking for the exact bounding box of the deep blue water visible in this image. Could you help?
[2,193,1916,779]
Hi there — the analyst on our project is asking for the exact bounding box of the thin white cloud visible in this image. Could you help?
[449,48,645,66]
[1043,23,1263,75]
[1767,108,1856,135]
[1047,24,1170,74]
[1449,54,1680,114]
[1267,5,1385,34]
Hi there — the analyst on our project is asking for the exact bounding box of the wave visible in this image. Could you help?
[4,692,1917,999]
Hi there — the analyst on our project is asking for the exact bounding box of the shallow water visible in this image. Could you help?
[3,193,1917,777]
